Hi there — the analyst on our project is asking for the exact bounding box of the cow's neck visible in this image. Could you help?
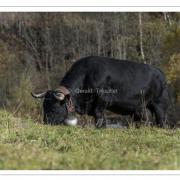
[58,84,77,114]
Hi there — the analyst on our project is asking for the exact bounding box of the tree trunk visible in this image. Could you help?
[139,13,145,63]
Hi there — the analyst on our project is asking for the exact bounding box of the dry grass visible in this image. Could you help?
[0,110,179,170]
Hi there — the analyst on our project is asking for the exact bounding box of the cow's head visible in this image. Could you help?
[31,86,74,125]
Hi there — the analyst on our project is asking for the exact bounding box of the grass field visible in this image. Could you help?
[0,110,179,170]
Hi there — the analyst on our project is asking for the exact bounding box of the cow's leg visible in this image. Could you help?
[93,97,107,128]
[131,111,142,127]
[133,112,142,121]
[133,109,154,127]
[95,112,106,128]
[151,89,169,128]
[153,103,166,128]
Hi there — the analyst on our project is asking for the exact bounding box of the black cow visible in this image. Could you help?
[32,56,169,128]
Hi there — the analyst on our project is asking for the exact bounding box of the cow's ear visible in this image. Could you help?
[54,86,70,101]
[31,92,46,98]
[65,94,70,100]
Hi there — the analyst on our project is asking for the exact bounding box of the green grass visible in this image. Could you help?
[0,110,179,170]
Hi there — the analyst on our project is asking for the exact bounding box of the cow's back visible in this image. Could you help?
[60,56,166,107]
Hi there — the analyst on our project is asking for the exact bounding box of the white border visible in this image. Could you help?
[0,0,179,7]
[0,0,180,178]
[0,174,179,180]
[0,6,179,12]
[0,170,180,175]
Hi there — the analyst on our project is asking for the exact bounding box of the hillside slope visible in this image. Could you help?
[0,110,179,170]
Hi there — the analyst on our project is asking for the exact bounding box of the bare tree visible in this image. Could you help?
[138,13,145,63]
[163,12,172,26]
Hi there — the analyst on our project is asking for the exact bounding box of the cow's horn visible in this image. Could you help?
[31,91,46,98]
[54,92,65,101]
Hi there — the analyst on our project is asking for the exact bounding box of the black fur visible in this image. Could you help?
[43,90,68,124]
[43,56,169,128]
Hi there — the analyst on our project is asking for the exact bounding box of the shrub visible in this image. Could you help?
[165,53,180,103]
[9,70,41,117]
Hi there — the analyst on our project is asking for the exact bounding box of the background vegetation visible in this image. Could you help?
[0,12,180,120]
[0,12,180,169]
